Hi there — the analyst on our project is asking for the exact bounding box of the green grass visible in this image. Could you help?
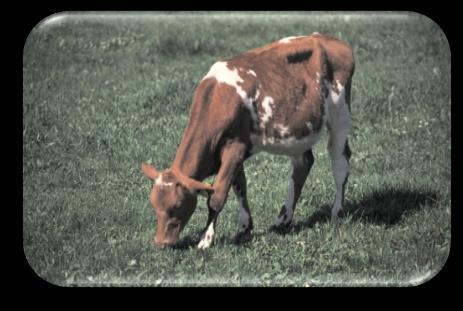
[23,12,451,286]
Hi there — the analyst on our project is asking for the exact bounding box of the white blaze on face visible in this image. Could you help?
[261,96,274,124]
[197,222,215,250]
[154,174,173,187]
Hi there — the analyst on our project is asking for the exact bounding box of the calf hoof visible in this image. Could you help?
[330,204,342,224]
[197,229,214,250]
[270,222,292,234]
[197,237,214,250]
[233,230,252,245]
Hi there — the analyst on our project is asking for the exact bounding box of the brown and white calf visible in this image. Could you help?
[142,33,355,249]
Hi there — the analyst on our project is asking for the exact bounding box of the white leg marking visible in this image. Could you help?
[197,222,215,250]
[326,83,350,221]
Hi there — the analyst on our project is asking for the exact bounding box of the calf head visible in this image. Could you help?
[141,163,214,248]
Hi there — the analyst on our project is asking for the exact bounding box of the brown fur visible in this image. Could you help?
[142,33,354,248]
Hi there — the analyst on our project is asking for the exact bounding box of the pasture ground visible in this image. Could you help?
[23,12,451,286]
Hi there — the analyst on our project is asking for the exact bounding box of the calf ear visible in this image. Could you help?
[141,163,160,181]
[176,172,214,197]
[196,183,214,198]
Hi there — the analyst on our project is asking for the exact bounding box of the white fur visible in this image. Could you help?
[306,122,313,131]
[275,124,290,137]
[325,80,350,221]
[250,131,322,156]
[278,36,307,44]
[203,62,248,98]
[203,62,266,127]
[260,96,274,124]
[324,79,345,105]
[246,69,257,77]
[197,222,215,250]
[203,62,262,129]
[154,174,173,187]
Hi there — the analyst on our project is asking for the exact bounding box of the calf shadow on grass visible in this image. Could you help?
[173,231,250,250]
[172,187,439,248]
[287,187,439,234]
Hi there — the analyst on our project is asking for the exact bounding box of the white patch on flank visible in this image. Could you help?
[203,62,262,129]
[202,61,249,100]
[312,32,320,35]
[278,36,307,44]
[246,69,257,77]
[197,222,215,250]
[154,174,173,187]
[260,96,274,124]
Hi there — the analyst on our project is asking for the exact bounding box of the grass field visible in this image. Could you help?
[23,12,451,286]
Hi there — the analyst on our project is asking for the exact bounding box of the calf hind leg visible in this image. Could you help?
[327,102,351,222]
[232,164,253,243]
[271,149,314,231]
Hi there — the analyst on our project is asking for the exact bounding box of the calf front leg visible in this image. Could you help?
[271,149,315,231]
[197,141,247,249]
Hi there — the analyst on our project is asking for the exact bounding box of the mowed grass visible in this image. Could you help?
[23,12,451,286]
